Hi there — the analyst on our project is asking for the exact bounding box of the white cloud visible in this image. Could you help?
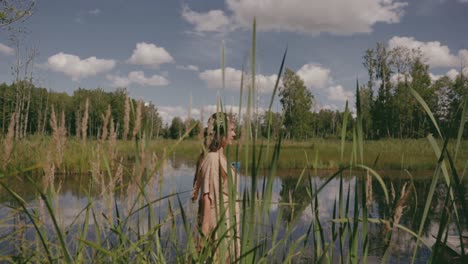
[158,106,191,125]
[390,72,412,84]
[446,69,459,81]
[0,43,14,56]
[182,5,230,32]
[388,36,463,68]
[296,64,332,89]
[314,103,339,112]
[176,64,199,71]
[458,0,468,3]
[429,73,443,82]
[225,0,407,35]
[107,71,169,87]
[46,52,115,80]
[88,9,101,15]
[446,68,468,81]
[128,42,174,68]
[459,49,468,64]
[327,85,353,102]
[199,67,278,93]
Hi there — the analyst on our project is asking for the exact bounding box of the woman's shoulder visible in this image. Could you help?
[204,151,220,160]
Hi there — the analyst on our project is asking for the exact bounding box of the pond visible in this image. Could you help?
[0,159,466,263]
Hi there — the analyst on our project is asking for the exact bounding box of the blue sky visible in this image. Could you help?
[1,0,468,124]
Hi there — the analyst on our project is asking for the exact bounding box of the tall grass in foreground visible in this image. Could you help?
[0,19,467,264]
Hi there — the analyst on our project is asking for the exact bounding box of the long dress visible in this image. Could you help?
[199,149,240,261]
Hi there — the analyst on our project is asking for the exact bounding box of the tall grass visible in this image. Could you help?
[0,18,467,264]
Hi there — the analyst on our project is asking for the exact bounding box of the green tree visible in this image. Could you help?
[260,111,282,139]
[279,68,314,140]
[169,117,184,139]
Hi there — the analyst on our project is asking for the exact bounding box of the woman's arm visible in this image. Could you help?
[201,193,212,237]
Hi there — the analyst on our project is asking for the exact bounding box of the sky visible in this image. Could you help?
[1,0,468,124]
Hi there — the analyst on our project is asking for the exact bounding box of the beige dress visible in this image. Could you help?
[199,149,240,260]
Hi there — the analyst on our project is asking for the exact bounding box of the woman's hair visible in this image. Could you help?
[205,112,233,152]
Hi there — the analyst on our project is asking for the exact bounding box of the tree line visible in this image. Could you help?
[277,44,468,140]
[0,43,467,141]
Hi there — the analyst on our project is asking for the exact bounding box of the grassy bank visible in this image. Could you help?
[2,136,467,174]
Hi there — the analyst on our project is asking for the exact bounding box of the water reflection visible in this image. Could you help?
[0,162,466,262]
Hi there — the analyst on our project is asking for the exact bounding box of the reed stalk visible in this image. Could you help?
[81,97,89,143]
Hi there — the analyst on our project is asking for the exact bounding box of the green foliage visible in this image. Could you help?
[169,116,185,139]
[279,68,315,140]
[0,83,163,140]
[0,0,34,27]
[362,43,468,139]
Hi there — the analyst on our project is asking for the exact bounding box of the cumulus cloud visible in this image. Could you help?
[390,72,412,84]
[446,68,468,81]
[459,49,468,64]
[0,43,14,56]
[107,71,169,87]
[446,69,459,81]
[46,52,115,80]
[388,36,468,68]
[225,0,407,35]
[182,5,231,32]
[296,64,332,89]
[429,73,443,82]
[158,106,192,125]
[327,85,353,102]
[199,67,278,93]
[88,9,101,15]
[200,64,338,94]
[176,64,199,71]
[128,42,174,68]
[157,104,263,125]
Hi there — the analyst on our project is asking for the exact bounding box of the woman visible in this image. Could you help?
[191,112,240,261]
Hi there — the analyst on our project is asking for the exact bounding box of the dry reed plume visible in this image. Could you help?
[3,112,16,169]
[101,104,111,143]
[42,150,56,193]
[123,95,130,140]
[385,181,413,235]
[75,109,81,139]
[392,182,412,229]
[49,106,67,168]
[108,118,118,166]
[366,170,373,208]
[81,97,89,143]
[132,100,142,141]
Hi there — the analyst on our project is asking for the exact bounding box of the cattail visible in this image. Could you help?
[3,112,16,169]
[81,97,89,143]
[101,104,111,142]
[123,95,130,140]
[132,100,142,141]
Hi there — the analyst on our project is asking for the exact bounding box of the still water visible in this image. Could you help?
[0,159,465,263]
